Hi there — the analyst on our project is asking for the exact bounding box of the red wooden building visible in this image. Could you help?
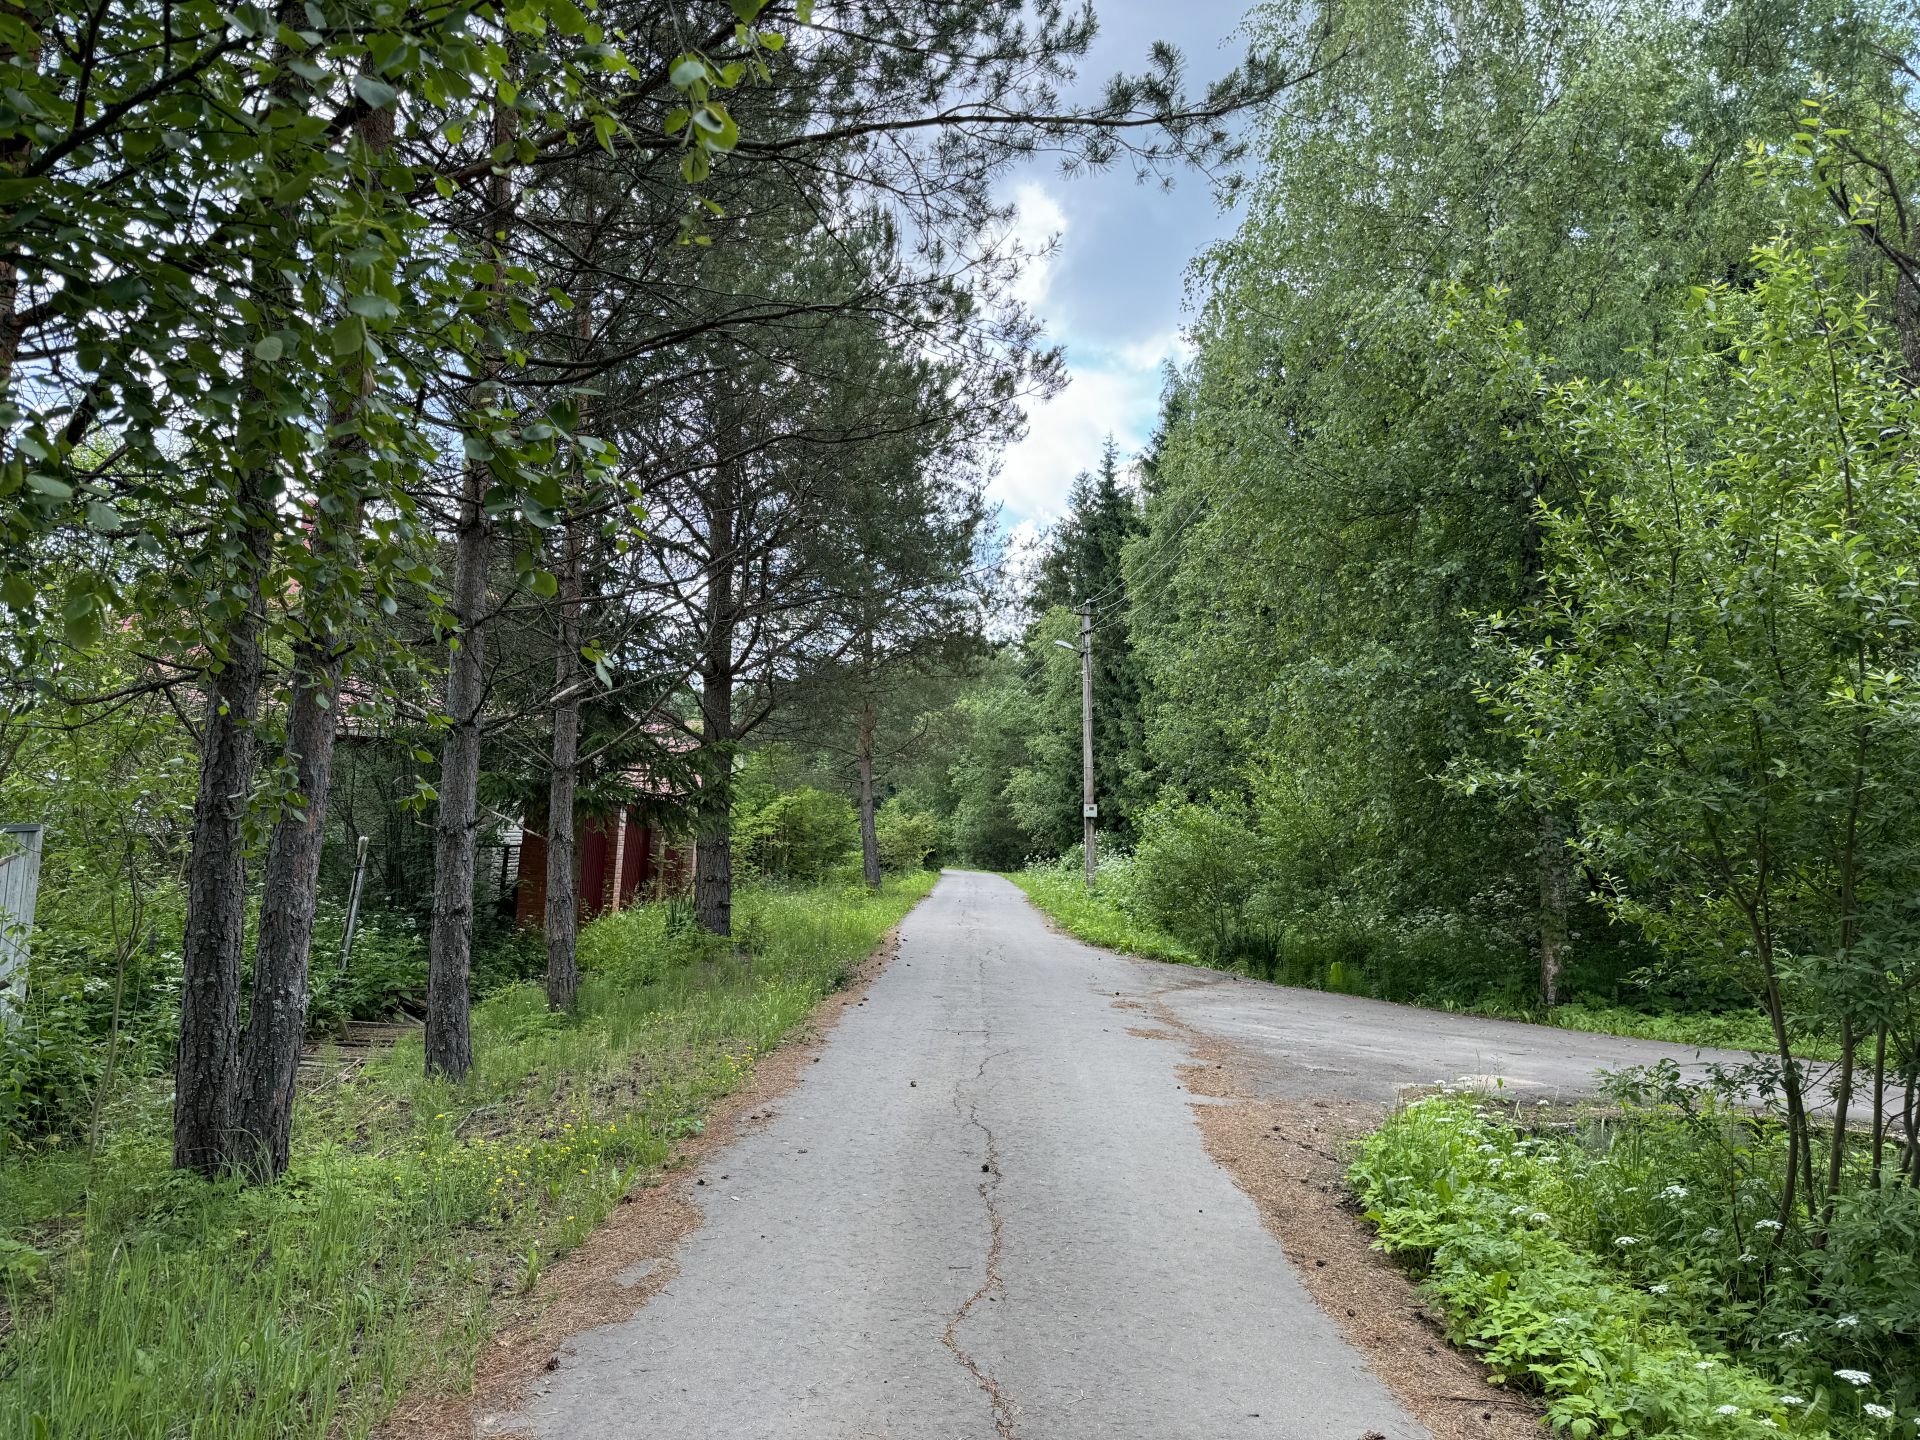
[514,809,688,928]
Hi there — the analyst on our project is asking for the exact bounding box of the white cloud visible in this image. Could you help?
[1002,181,1068,311]
[990,332,1182,525]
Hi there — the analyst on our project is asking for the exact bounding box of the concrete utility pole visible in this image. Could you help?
[1080,602,1096,890]
[1055,605,1097,890]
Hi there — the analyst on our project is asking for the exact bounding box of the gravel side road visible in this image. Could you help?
[494,870,1753,1440]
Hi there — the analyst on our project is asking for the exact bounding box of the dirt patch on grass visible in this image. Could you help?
[386,927,907,1440]
[1135,993,1545,1440]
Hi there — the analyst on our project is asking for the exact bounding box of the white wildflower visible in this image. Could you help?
[1649,1283,1669,1294]
[1753,1218,1783,1231]
[1835,1314,1861,1329]
[1717,1405,1740,1416]
[1739,1252,1758,1263]
[1696,1360,1717,1371]
[1530,1212,1552,1224]
[1659,1184,1689,1201]
[1836,1368,1873,1387]
[1780,1396,1805,1406]
[1615,1235,1639,1248]
[1864,1404,1894,1420]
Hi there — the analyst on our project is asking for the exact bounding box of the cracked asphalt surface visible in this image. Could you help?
[497,870,1757,1439]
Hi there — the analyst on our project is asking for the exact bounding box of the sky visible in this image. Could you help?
[987,0,1259,539]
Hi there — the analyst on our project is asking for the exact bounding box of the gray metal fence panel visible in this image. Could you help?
[0,823,45,1013]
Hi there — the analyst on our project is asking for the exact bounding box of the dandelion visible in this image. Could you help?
[1864,1404,1894,1420]
[1837,1369,1873,1387]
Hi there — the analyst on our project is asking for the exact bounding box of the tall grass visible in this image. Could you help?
[1005,864,1195,964]
[0,874,933,1439]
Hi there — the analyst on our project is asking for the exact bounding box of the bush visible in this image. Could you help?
[874,802,941,872]
[735,787,858,882]
[306,912,429,1036]
[1353,1089,1916,1437]
[1126,799,1272,961]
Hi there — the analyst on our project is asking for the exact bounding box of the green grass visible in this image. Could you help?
[1004,866,1195,964]
[0,873,933,1439]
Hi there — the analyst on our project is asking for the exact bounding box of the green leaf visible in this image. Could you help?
[25,473,71,500]
[84,501,123,533]
[670,58,706,90]
[353,75,399,110]
[253,334,285,362]
[331,314,367,357]
[529,569,558,598]
[347,292,400,320]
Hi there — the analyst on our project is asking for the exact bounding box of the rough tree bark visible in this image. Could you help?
[425,94,516,1078]
[857,697,881,890]
[425,456,491,1078]
[545,517,584,1012]
[692,454,738,936]
[174,477,272,1175]
[228,642,342,1177]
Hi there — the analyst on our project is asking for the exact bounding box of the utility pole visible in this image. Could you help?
[1080,601,1096,890]
[1055,603,1097,890]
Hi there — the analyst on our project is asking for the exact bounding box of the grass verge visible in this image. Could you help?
[1004,866,1194,964]
[1351,1094,1907,1439]
[0,873,933,1439]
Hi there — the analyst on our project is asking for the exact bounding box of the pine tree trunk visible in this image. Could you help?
[426,463,489,1078]
[858,700,881,890]
[425,94,513,1079]
[174,489,271,1176]
[229,640,342,1179]
[693,658,734,936]
[1535,808,1570,1008]
[545,520,583,1012]
[693,451,737,937]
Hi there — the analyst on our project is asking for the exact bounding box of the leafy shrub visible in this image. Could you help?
[306,913,428,1036]
[1353,1092,1913,1437]
[1126,799,1271,961]
[874,801,941,872]
[735,787,858,882]
[0,976,103,1148]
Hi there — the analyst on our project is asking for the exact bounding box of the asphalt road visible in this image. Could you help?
[496,870,1756,1440]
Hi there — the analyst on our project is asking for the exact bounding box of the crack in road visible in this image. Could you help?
[943,1043,1018,1439]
